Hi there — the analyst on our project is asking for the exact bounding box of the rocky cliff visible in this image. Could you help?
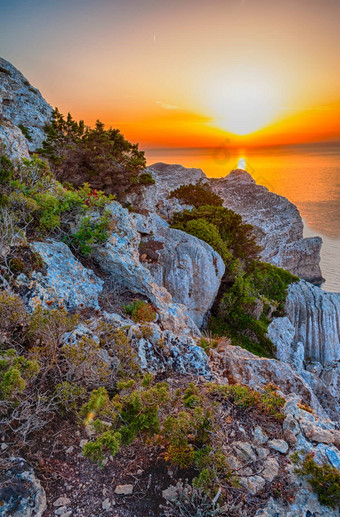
[0,57,52,159]
[1,59,340,517]
[210,169,323,284]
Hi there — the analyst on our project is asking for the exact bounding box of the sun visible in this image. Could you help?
[237,158,246,170]
[205,66,283,136]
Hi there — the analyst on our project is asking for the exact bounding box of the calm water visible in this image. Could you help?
[145,143,340,292]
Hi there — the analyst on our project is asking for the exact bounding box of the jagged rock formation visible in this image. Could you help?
[210,169,323,284]
[93,201,201,336]
[131,211,225,327]
[268,280,340,416]
[0,57,52,159]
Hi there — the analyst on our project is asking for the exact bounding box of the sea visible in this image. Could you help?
[145,142,340,293]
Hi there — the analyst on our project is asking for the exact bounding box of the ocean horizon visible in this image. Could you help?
[145,142,340,292]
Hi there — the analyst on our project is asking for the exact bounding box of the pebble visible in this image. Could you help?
[66,446,74,454]
[102,498,111,511]
[54,497,71,507]
[268,439,289,454]
[114,484,134,495]
[55,506,67,515]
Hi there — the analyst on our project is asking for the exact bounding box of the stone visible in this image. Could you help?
[134,212,225,327]
[268,439,289,454]
[284,429,297,445]
[53,497,71,507]
[59,513,72,517]
[302,425,335,444]
[0,457,46,517]
[93,201,199,337]
[102,498,111,511]
[232,441,257,462]
[0,57,52,158]
[114,484,134,495]
[210,170,323,283]
[55,507,68,515]
[240,475,266,494]
[257,447,270,460]
[18,241,103,312]
[162,485,178,502]
[262,458,279,482]
[253,426,268,445]
[283,414,300,435]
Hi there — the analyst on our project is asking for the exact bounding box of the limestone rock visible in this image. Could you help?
[123,162,207,217]
[253,426,268,445]
[262,457,279,482]
[114,484,134,495]
[132,212,225,327]
[93,202,199,336]
[210,170,323,283]
[267,439,289,454]
[0,57,52,157]
[0,457,46,517]
[17,241,103,312]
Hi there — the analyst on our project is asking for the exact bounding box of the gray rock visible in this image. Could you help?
[0,457,46,517]
[0,57,52,157]
[253,426,268,445]
[93,201,199,336]
[232,441,257,462]
[114,484,134,495]
[268,439,289,454]
[262,457,279,482]
[53,497,71,507]
[102,498,111,510]
[135,213,225,328]
[17,241,103,312]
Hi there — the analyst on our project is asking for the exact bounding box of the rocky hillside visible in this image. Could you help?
[0,58,340,517]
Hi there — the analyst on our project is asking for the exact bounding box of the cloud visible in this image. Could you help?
[156,100,179,110]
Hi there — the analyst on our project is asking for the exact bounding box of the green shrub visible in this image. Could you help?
[295,454,340,507]
[18,124,32,142]
[138,172,155,185]
[69,213,111,255]
[0,349,39,401]
[170,183,223,207]
[123,299,157,322]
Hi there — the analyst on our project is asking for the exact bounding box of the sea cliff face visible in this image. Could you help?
[210,169,323,284]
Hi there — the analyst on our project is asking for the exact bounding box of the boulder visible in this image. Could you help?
[93,202,199,336]
[17,241,104,312]
[132,212,225,327]
[0,457,46,517]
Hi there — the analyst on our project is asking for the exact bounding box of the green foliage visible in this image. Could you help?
[138,172,155,185]
[170,183,223,208]
[295,454,340,507]
[68,213,111,255]
[207,383,285,419]
[18,124,32,142]
[172,205,261,263]
[123,299,157,323]
[0,291,28,334]
[173,204,297,357]
[54,381,85,413]
[38,109,146,196]
[0,349,39,401]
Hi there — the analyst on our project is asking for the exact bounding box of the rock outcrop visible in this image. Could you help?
[131,212,225,327]
[268,280,340,416]
[93,202,200,336]
[0,457,47,517]
[0,57,52,159]
[210,169,323,284]
[18,241,104,312]
[123,162,207,218]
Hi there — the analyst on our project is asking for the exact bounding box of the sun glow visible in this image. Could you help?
[237,158,246,170]
[206,67,285,136]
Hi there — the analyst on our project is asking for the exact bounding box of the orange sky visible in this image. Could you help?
[1,0,340,149]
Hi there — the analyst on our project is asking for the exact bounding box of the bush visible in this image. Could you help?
[295,454,340,507]
[138,172,155,185]
[123,299,157,323]
[170,183,223,208]
[38,109,146,196]
[0,349,39,402]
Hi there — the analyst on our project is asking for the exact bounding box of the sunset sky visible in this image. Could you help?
[1,0,340,150]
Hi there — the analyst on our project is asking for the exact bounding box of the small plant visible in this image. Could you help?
[0,349,39,401]
[295,454,340,508]
[18,124,32,142]
[123,299,157,322]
